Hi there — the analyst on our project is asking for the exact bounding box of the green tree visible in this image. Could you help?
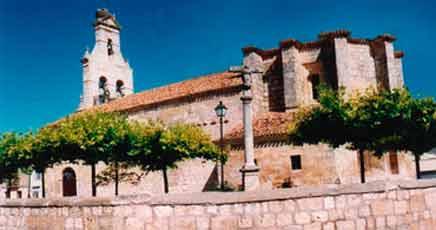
[290,86,436,182]
[129,121,223,193]
[53,111,126,196]
[0,133,22,184]
[364,90,436,179]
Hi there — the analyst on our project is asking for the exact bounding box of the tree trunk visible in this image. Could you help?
[162,168,169,194]
[414,153,421,179]
[115,161,119,196]
[91,164,96,197]
[359,150,366,183]
[27,174,31,198]
[41,170,46,198]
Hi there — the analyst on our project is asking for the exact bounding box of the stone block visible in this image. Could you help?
[126,217,144,230]
[210,216,238,230]
[397,190,410,200]
[233,204,244,214]
[276,212,293,226]
[312,210,328,222]
[218,205,232,215]
[244,203,260,214]
[172,216,196,230]
[425,192,436,211]
[324,197,335,209]
[323,222,335,230]
[268,201,283,213]
[410,194,426,212]
[347,195,362,207]
[335,195,346,209]
[153,206,174,217]
[206,205,218,215]
[196,216,210,230]
[238,215,253,228]
[297,197,324,211]
[254,213,276,227]
[328,209,344,221]
[375,216,386,228]
[146,217,169,230]
[336,220,355,230]
[284,200,297,212]
[134,205,152,223]
[371,199,393,215]
[355,218,366,230]
[344,208,358,220]
[304,222,322,230]
[295,212,311,225]
[386,215,397,227]
[358,205,371,217]
[395,200,410,215]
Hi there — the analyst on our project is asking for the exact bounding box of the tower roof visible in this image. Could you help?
[94,8,121,30]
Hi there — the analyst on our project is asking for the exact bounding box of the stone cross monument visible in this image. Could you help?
[240,66,261,191]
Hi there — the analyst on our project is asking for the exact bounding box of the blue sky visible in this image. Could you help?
[0,0,435,133]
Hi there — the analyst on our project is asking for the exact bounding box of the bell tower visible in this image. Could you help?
[79,8,134,110]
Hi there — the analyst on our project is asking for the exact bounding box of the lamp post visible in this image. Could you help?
[215,101,227,190]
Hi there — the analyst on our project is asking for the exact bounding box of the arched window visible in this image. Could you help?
[62,168,77,197]
[98,77,109,104]
[107,39,114,56]
[116,80,125,98]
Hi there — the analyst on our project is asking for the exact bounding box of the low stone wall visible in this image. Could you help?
[1,180,436,230]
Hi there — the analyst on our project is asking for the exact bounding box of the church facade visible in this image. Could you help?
[1,9,422,199]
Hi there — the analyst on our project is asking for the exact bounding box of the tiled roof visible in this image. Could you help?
[225,112,295,142]
[95,71,242,113]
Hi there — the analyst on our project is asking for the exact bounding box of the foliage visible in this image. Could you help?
[128,121,224,193]
[1,111,224,195]
[289,85,436,180]
[0,133,22,183]
[96,162,144,186]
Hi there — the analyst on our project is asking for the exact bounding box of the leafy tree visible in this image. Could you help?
[129,121,223,193]
[364,90,436,179]
[0,133,22,184]
[288,86,372,182]
[53,111,127,196]
[290,86,436,182]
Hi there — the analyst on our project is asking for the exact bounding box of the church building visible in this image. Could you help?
[2,9,422,198]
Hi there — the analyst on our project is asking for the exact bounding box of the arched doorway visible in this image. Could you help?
[63,168,77,197]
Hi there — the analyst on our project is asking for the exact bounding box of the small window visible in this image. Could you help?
[98,77,109,104]
[107,39,114,56]
[5,191,10,199]
[389,152,399,174]
[254,158,258,166]
[310,74,320,100]
[116,80,125,98]
[290,155,302,170]
[17,191,22,199]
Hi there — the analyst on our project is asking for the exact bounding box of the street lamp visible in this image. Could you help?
[214,101,228,190]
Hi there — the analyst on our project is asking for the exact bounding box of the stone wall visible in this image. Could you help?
[1,180,435,230]
[224,143,416,190]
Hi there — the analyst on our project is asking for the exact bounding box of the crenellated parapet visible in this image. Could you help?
[241,30,405,111]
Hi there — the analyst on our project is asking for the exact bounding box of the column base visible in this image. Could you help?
[240,165,260,191]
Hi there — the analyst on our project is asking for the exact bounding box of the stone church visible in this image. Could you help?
[2,8,429,199]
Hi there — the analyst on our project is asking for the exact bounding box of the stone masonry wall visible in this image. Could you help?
[225,143,416,190]
[1,180,435,230]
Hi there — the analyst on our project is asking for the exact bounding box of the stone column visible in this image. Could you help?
[240,67,260,191]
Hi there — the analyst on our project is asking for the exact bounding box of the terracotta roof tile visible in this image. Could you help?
[92,71,242,113]
[225,112,295,141]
